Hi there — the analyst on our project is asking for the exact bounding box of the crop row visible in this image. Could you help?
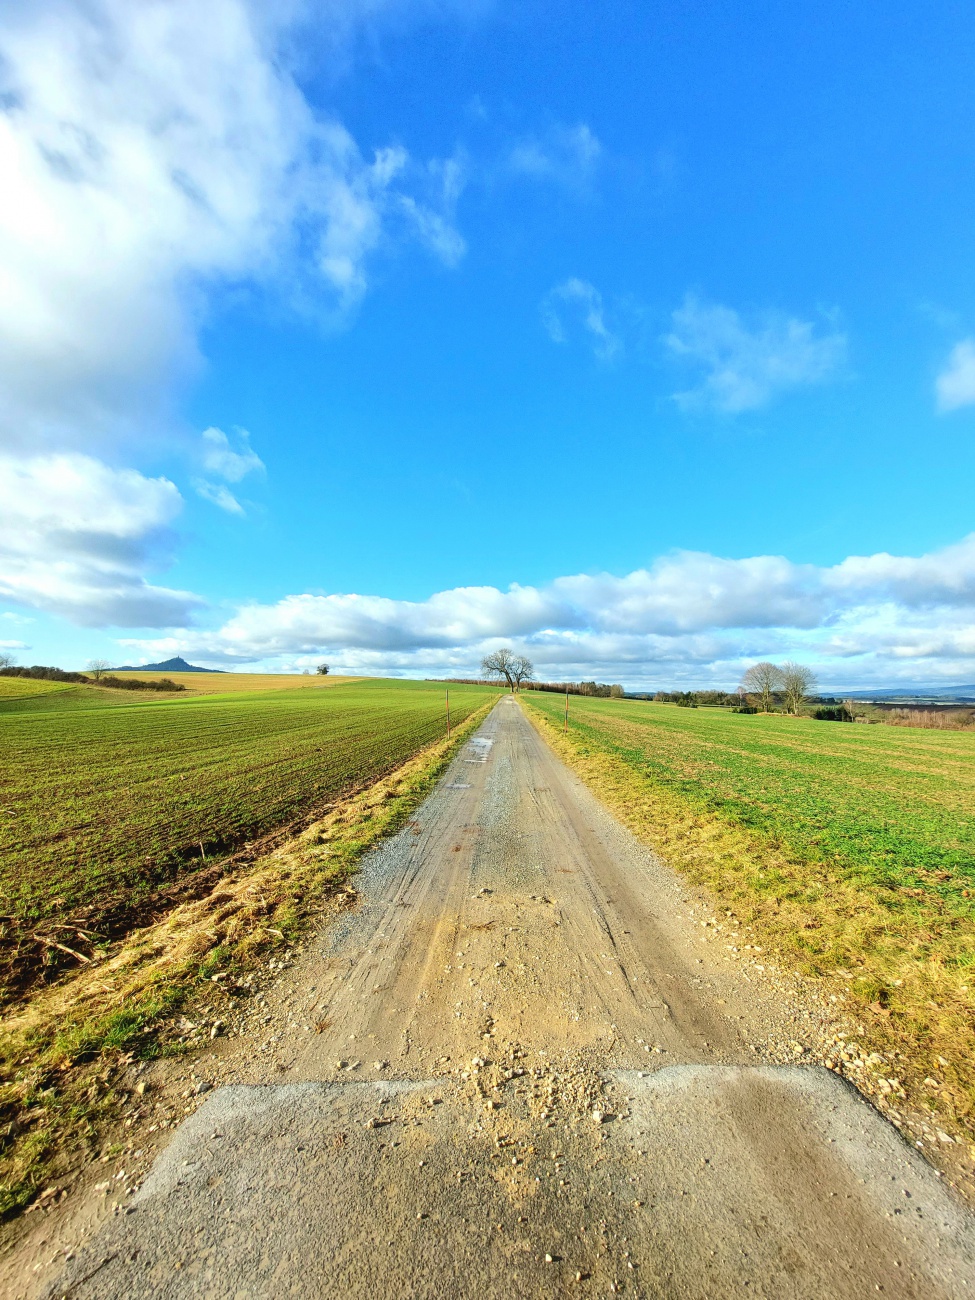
[0,679,496,930]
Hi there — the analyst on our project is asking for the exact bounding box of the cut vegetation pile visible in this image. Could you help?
[521,692,975,1149]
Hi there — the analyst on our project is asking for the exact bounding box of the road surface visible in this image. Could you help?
[47,697,975,1298]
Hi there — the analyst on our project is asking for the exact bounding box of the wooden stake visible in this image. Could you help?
[446,687,451,738]
[564,689,569,733]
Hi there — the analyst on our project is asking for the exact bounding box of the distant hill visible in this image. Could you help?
[841,684,975,701]
[112,656,225,674]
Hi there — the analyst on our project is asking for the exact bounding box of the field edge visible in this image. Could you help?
[0,697,497,1222]
[518,694,975,1187]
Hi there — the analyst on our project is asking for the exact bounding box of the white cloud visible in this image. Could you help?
[666,296,846,413]
[509,123,601,190]
[0,453,201,626]
[0,0,465,453]
[192,425,265,513]
[122,533,975,688]
[0,0,468,626]
[201,427,265,483]
[936,339,975,411]
[192,480,246,516]
[542,278,620,360]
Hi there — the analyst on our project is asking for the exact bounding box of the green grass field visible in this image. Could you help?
[0,676,74,700]
[523,695,975,897]
[0,678,496,997]
[522,692,975,1130]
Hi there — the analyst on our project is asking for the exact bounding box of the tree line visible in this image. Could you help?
[448,648,822,717]
[0,663,185,692]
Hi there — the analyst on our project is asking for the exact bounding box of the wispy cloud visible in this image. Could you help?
[542,278,620,361]
[201,427,264,483]
[509,123,601,191]
[193,426,265,514]
[936,339,975,411]
[665,296,846,413]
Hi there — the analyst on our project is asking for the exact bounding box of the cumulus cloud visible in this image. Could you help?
[0,453,201,627]
[509,123,601,190]
[121,533,975,687]
[936,339,975,411]
[542,278,620,360]
[666,296,846,413]
[0,0,471,627]
[0,0,465,452]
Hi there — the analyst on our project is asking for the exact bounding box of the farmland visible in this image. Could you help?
[522,695,975,892]
[107,670,359,695]
[0,677,497,1002]
[521,693,975,1125]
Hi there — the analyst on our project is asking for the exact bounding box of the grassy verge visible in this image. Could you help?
[520,695,975,1162]
[0,698,495,1218]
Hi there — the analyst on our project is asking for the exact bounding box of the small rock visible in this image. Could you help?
[193,1080,212,1096]
[210,1022,225,1040]
[592,1110,609,1124]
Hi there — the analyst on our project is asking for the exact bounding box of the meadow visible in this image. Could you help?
[0,677,495,1002]
[521,693,975,1131]
[522,695,975,893]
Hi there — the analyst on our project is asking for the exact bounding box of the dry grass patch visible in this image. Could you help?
[523,699,975,1163]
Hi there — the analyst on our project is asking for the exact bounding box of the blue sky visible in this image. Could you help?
[3,0,975,688]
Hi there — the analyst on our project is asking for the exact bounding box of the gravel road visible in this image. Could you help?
[44,697,975,1297]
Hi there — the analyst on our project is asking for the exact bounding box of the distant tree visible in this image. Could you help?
[609,684,625,698]
[86,658,112,681]
[740,661,784,713]
[316,663,329,676]
[0,652,15,669]
[482,648,518,691]
[511,655,535,690]
[781,661,817,715]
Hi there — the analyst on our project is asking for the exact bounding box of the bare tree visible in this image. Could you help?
[86,658,112,681]
[781,661,817,715]
[0,652,15,670]
[316,663,330,676]
[511,655,534,690]
[740,661,784,713]
[481,648,519,691]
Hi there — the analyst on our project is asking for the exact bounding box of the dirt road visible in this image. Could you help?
[45,697,975,1297]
